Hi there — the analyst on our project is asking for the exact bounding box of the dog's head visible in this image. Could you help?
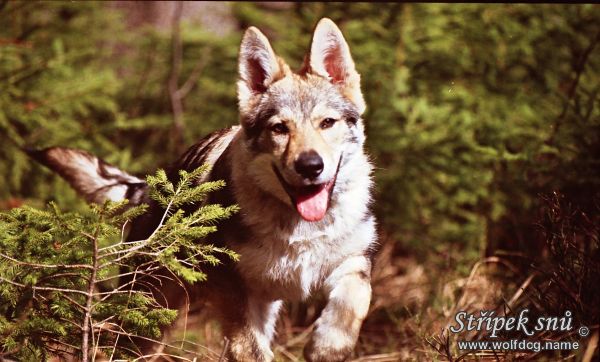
[236,18,366,222]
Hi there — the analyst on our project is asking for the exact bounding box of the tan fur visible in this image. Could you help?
[31,18,377,362]
[221,19,375,361]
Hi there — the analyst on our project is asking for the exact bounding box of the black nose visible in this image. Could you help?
[294,151,324,179]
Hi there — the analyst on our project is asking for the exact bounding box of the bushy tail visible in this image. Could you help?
[26,147,147,206]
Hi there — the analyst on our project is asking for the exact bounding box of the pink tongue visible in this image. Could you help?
[295,185,330,222]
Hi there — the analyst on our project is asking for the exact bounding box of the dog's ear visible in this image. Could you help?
[305,18,365,114]
[237,27,284,112]
[26,147,146,204]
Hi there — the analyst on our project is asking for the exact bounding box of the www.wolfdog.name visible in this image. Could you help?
[32,18,377,362]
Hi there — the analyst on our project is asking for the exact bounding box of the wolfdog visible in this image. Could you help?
[30,18,377,362]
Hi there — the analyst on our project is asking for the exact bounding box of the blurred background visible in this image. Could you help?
[1,2,599,360]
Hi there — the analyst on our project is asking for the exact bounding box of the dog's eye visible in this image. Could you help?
[320,118,337,129]
[270,123,289,135]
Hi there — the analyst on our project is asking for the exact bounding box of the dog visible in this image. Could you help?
[30,18,377,362]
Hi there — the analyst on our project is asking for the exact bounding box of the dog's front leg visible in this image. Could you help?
[226,294,282,362]
[304,256,372,362]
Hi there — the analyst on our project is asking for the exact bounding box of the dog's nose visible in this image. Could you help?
[294,151,324,179]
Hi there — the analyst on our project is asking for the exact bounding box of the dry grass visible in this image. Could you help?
[150,193,599,361]
[423,193,600,362]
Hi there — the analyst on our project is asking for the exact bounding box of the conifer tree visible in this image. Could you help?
[0,166,238,361]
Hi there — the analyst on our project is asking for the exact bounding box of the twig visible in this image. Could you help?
[177,49,211,100]
[168,1,185,154]
[546,31,600,145]
[277,347,300,361]
[283,323,315,348]
[582,330,599,362]
[96,323,215,360]
[81,224,101,362]
[218,337,229,362]
[444,256,518,333]
[108,263,141,361]
[99,199,174,264]
[349,352,403,362]
[505,272,536,310]
[167,1,210,154]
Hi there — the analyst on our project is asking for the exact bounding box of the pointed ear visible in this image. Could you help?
[237,27,283,110]
[306,18,365,114]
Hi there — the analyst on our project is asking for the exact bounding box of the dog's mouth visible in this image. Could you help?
[272,155,342,222]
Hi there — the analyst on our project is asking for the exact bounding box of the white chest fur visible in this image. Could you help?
[234,190,376,301]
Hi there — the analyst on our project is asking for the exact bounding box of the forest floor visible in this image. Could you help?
[159,238,574,362]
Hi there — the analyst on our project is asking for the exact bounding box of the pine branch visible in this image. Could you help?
[0,165,237,360]
[0,252,94,270]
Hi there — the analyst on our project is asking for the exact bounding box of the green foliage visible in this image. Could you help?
[0,1,240,204]
[229,3,600,265]
[2,3,599,263]
[0,4,599,358]
[0,2,127,207]
[0,166,237,360]
[142,165,239,283]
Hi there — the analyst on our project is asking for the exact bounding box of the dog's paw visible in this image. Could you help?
[303,329,355,362]
[228,332,274,362]
[303,340,353,362]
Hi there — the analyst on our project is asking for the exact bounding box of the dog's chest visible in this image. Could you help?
[235,231,346,300]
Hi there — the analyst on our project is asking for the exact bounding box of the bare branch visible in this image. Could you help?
[166,1,210,154]
[168,1,185,154]
[176,49,211,99]
[547,30,600,145]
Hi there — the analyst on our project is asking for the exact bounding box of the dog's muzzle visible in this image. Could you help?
[272,154,342,222]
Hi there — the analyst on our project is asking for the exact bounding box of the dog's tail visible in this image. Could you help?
[26,147,148,206]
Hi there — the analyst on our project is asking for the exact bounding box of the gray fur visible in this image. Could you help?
[29,18,377,362]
